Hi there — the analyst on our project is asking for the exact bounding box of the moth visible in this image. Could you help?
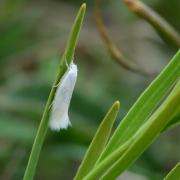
[49,62,78,131]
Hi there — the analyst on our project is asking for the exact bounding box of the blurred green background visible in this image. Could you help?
[0,0,179,179]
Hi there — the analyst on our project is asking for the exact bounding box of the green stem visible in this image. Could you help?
[23,4,86,180]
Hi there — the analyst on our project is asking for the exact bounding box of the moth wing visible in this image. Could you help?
[49,63,77,131]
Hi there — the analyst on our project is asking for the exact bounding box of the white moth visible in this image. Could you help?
[49,62,78,131]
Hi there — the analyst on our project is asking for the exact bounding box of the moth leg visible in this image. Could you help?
[48,101,54,110]
[65,58,69,68]
[53,58,70,88]
[53,83,60,88]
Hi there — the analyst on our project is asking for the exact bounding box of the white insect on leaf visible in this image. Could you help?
[49,62,78,131]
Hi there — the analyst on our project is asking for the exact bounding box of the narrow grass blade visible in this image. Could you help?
[61,3,86,66]
[83,139,131,180]
[164,162,180,180]
[23,4,86,180]
[100,83,180,179]
[162,80,180,132]
[162,112,180,132]
[74,101,120,180]
[97,50,180,162]
[83,100,179,179]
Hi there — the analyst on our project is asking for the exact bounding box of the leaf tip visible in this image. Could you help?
[113,101,120,110]
[80,3,86,12]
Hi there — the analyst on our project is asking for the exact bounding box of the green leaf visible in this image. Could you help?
[162,110,180,132]
[83,81,180,179]
[164,162,180,180]
[61,3,86,67]
[98,50,180,162]
[23,4,86,180]
[162,81,180,132]
[81,139,131,180]
[99,82,180,179]
[74,101,120,180]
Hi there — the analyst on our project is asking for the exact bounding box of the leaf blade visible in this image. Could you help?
[74,101,120,180]
[164,162,180,180]
[98,50,180,162]
[23,4,86,180]
[100,83,180,179]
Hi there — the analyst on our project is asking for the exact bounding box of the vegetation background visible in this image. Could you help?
[0,0,179,179]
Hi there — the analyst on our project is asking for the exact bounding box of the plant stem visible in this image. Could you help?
[123,0,180,48]
[23,4,86,180]
[94,0,151,76]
